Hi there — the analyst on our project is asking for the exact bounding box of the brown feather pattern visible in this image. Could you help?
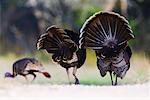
[79,11,135,50]
[37,26,78,53]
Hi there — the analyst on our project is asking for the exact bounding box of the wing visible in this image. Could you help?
[79,11,135,50]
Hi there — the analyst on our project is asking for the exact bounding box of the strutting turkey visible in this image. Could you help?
[37,26,86,84]
[79,11,135,85]
[5,58,51,81]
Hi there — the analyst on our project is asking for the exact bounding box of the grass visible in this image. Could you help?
[0,52,149,85]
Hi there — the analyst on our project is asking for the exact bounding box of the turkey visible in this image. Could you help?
[5,58,51,81]
[37,26,86,84]
[79,11,135,85]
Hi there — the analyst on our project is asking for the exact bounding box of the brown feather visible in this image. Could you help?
[37,25,78,53]
[79,11,135,50]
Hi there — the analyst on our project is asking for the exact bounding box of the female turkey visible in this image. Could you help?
[37,26,86,84]
[79,11,135,85]
[5,58,51,81]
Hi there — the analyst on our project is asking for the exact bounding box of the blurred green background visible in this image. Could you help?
[0,0,149,85]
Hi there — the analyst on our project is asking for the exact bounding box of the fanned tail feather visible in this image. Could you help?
[37,25,78,53]
[79,11,135,50]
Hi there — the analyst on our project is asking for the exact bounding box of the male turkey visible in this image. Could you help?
[37,26,86,84]
[79,11,134,85]
[5,58,51,81]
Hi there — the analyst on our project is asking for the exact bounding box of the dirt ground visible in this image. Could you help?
[0,81,149,100]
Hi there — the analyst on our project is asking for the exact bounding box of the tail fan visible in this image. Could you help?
[37,25,78,54]
[42,72,51,78]
[79,11,134,50]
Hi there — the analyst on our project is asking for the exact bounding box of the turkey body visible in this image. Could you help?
[96,46,132,85]
[5,58,51,81]
[37,26,86,84]
[79,11,134,85]
[12,58,41,77]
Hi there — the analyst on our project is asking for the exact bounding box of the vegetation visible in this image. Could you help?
[0,0,150,56]
[0,0,149,85]
[0,52,149,85]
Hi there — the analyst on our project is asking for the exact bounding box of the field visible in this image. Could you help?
[0,52,150,99]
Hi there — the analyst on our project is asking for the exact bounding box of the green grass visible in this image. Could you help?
[85,49,97,66]
[0,52,149,85]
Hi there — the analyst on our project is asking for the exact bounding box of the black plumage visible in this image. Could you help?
[37,26,86,84]
[5,58,51,81]
[79,11,135,85]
